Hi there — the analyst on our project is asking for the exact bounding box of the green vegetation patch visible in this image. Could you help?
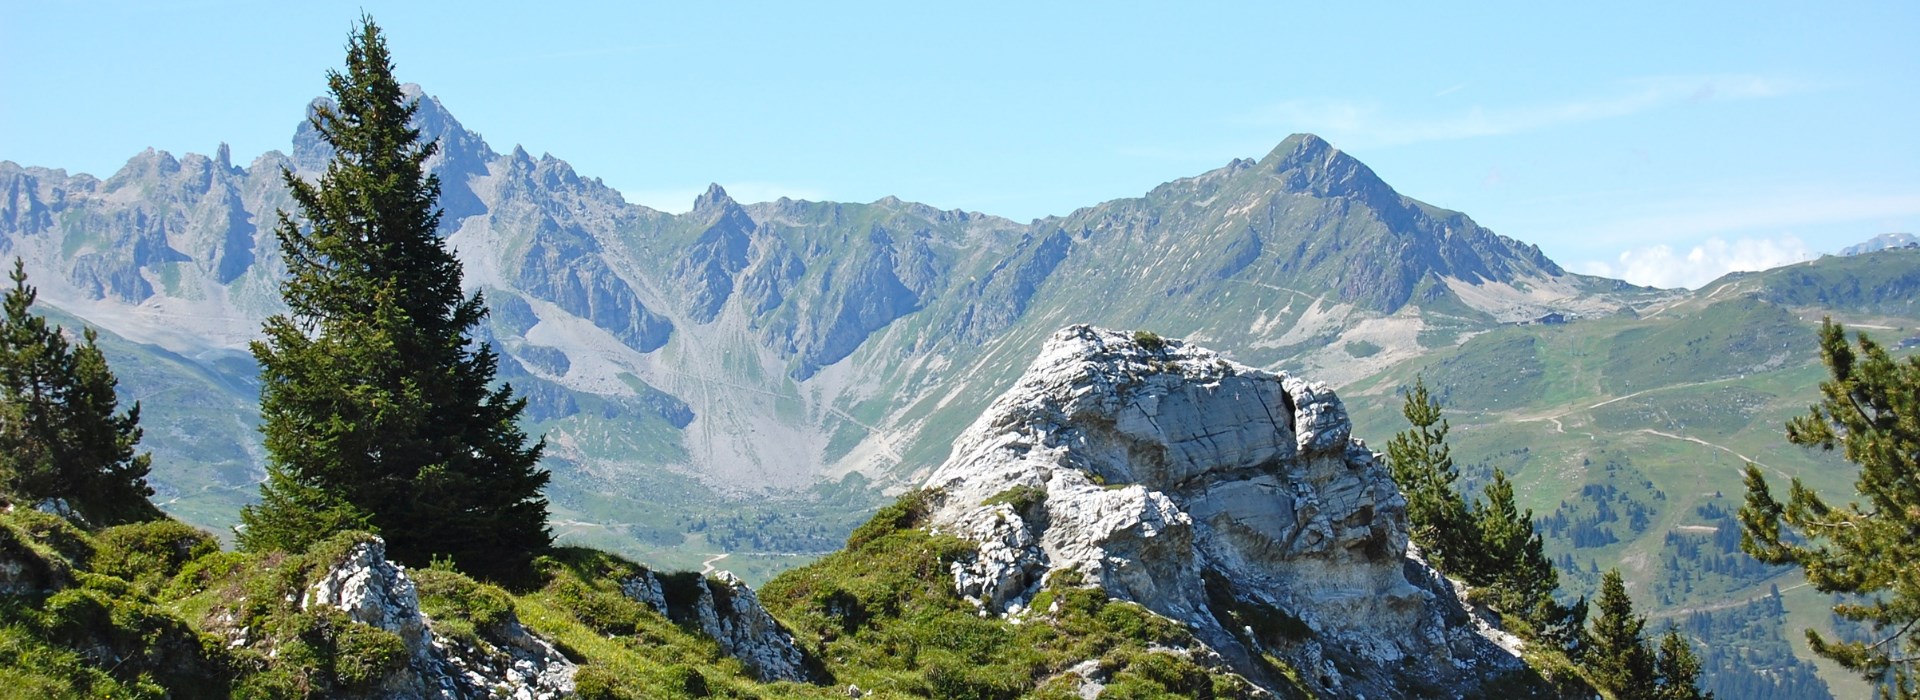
[1424,333,1547,411]
[981,484,1047,515]
[90,519,220,595]
[1343,340,1383,358]
[515,546,832,699]
[1591,385,1774,438]
[760,491,1261,699]
[413,562,515,648]
[1600,297,1811,394]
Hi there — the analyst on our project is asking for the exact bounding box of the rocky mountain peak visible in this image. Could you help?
[113,148,183,182]
[923,325,1524,696]
[290,97,335,173]
[692,183,735,216]
[1256,132,1390,200]
[1841,232,1919,256]
[291,87,493,222]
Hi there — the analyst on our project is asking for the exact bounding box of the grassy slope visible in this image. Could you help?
[1339,253,1920,696]
[1,491,1303,699]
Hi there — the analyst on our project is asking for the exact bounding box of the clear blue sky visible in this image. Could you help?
[4,2,1915,287]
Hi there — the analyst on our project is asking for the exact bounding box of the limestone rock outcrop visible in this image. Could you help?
[301,537,577,699]
[617,568,815,683]
[923,325,1527,697]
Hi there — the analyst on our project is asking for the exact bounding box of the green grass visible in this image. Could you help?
[759,491,1263,699]
[1423,333,1547,411]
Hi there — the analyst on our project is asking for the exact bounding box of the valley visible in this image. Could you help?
[4,86,1915,697]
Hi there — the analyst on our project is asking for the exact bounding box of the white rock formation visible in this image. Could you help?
[617,568,814,683]
[302,538,576,699]
[924,325,1527,696]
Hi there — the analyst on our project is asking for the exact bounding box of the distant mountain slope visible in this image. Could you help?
[0,87,1649,550]
[1839,232,1917,256]
[11,83,1901,697]
[1341,249,1920,700]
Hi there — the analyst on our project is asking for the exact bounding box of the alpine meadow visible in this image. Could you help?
[1,8,1917,700]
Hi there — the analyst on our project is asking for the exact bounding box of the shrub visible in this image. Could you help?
[981,484,1047,515]
[843,488,941,551]
[413,562,516,647]
[91,519,219,594]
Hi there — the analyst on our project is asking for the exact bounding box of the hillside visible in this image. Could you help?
[2,85,1905,698]
[1342,249,1920,699]
[1,329,1594,699]
[0,86,1653,573]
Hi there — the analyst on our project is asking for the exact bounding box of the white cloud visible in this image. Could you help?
[1245,74,1795,149]
[1577,235,1815,289]
[616,182,829,213]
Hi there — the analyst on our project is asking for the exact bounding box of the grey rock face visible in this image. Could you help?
[674,184,758,322]
[953,229,1072,342]
[616,568,814,683]
[5,84,1646,532]
[924,326,1525,697]
[300,537,576,700]
[513,225,673,352]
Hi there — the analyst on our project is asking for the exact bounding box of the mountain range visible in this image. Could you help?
[3,84,1915,697]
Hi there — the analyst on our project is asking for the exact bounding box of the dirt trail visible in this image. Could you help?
[700,552,731,576]
[1647,581,1808,620]
[827,407,902,463]
[1636,428,1788,477]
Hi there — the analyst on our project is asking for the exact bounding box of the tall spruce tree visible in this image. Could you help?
[1477,468,1584,647]
[0,259,159,526]
[1653,629,1711,700]
[1740,319,1920,697]
[1586,569,1657,699]
[238,17,551,581]
[1387,375,1477,576]
[1583,569,1710,700]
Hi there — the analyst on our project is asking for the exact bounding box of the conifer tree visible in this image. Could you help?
[238,17,550,581]
[1477,468,1584,646]
[1740,319,1920,697]
[1586,569,1657,699]
[1387,375,1477,576]
[1653,629,1711,700]
[0,259,159,525]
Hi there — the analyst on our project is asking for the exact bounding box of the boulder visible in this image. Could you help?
[618,568,815,683]
[303,537,576,699]
[924,325,1527,696]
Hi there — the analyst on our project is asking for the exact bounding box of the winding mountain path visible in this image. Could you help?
[699,552,731,576]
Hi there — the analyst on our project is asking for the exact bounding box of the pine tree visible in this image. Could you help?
[238,17,551,582]
[1653,628,1711,700]
[0,259,159,525]
[1740,319,1920,697]
[1586,569,1657,699]
[1387,375,1477,576]
[1580,570,1710,700]
[1477,468,1584,647]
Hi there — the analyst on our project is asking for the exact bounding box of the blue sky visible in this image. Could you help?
[3,2,1915,288]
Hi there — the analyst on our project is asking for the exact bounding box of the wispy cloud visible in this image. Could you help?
[617,182,829,213]
[1243,75,1796,149]
[1576,235,1815,289]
